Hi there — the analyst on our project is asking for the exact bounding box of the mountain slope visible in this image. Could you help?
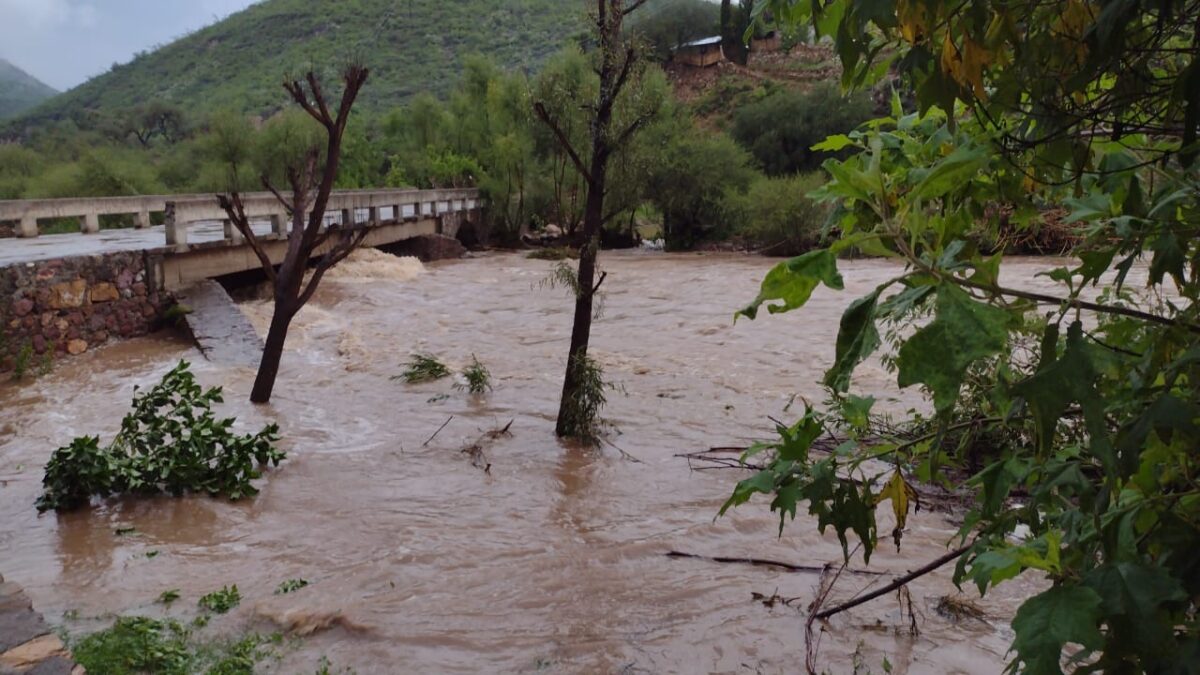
[15,0,584,126]
[0,59,58,119]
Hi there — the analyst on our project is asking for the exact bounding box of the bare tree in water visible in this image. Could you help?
[218,65,370,403]
[534,0,659,439]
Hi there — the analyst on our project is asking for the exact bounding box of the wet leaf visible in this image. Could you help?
[737,249,844,321]
[824,289,882,392]
[875,469,919,550]
[1010,585,1103,675]
[897,284,1011,411]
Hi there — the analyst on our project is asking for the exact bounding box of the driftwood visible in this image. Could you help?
[665,550,886,577]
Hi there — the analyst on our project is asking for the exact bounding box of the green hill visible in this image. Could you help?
[0,59,58,120]
[12,0,585,127]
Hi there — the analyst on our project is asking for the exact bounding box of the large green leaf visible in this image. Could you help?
[1083,562,1187,661]
[910,143,989,200]
[737,249,844,321]
[897,284,1011,411]
[1012,322,1113,470]
[824,289,882,392]
[1010,585,1104,675]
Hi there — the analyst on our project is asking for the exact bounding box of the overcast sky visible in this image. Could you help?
[0,0,259,90]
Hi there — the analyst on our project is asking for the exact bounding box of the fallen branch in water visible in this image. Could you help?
[811,545,970,621]
[459,419,513,474]
[666,550,885,576]
[424,415,454,447]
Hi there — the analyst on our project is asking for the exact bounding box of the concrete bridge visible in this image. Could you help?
[0,188,480,290]
[0,188,480,370]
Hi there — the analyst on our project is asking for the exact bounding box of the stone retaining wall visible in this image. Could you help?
[0,252,168,373]
[0,574,81,674]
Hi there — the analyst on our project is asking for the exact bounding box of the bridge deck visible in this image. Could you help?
[0,220,274,267]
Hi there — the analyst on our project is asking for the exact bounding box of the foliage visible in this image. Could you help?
[36,361,284,512]
[730,82,874,175]
[0,58,56,120]
[397,354,452,384]
[726,172,830,255]
[644,126,757,249]
[198,585,241,614]
[73,617,192,675]
[4,0,586,128]
[275,578,310,595]
[629,0,721,61]
[158,589,182,605]
[726,0,1200,671]
[72,616,273,675]
[557,353,611,444]
[456,356,493,395]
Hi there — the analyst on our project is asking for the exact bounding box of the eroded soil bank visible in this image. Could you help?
[0,251,1060,673]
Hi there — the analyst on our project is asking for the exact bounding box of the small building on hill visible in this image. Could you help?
[673,36,724,67]
[751,31,782,53]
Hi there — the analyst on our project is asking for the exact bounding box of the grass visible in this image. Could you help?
[526,246,579,261]
[455,355,493,395]
[395,354,451,384]
[158,589,181,605]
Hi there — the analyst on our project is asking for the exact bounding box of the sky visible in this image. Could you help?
[0,0,259,91]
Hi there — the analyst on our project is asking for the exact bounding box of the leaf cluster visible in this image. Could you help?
[36,361,284,512]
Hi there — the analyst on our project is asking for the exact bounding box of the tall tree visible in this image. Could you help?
[218,65,370,404]
[534,0,660,439]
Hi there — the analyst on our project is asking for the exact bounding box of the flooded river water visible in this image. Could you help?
[0,251,1063,674]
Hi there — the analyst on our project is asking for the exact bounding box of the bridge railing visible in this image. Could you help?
[0,188,481,245]
[165,188,479,251]
[0,194,188,237]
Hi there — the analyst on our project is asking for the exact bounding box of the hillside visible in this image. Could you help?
[11,0,585,128]
[0,59,58,120]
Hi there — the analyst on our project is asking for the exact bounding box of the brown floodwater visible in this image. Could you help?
[0,251,1072,674]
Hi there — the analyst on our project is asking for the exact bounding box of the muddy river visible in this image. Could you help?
[0,251,1066,674]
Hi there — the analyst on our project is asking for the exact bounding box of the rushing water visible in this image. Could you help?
[0,251,1066,674]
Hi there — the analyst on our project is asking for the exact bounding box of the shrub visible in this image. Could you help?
[36,361,284,512]
[726,172,830,256]
[396,354,451,384]
[731,82,874,175]
[643,128,757,250]
[456,356,493,395]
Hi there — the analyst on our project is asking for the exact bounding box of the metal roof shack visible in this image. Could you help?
[673,36,724,67]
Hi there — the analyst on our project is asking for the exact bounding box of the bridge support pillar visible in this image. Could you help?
[223,219,244,244]
[82,212,100,234]
[270,213,287,237]
[18,216,38,238]
[368,207,379,226]
[166,222,188,251]
[340,209,354,226]
[135,210,151,229]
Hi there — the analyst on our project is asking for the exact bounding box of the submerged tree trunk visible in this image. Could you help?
[251,305,294,403]
[218,65,370,404]
[537,0,657,439]
[555,165,607,436]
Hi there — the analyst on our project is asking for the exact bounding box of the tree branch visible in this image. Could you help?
[533,101,593,183]
[812,546,970,620]
[217,192,277,285]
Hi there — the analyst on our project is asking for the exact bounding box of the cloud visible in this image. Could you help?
[0,0,97,28]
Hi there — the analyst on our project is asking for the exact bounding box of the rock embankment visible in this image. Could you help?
[0,252,167,372]
[0,573,81,674]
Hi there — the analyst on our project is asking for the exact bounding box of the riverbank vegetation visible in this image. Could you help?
[722,0,1200,672]
[0,0,872,253]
